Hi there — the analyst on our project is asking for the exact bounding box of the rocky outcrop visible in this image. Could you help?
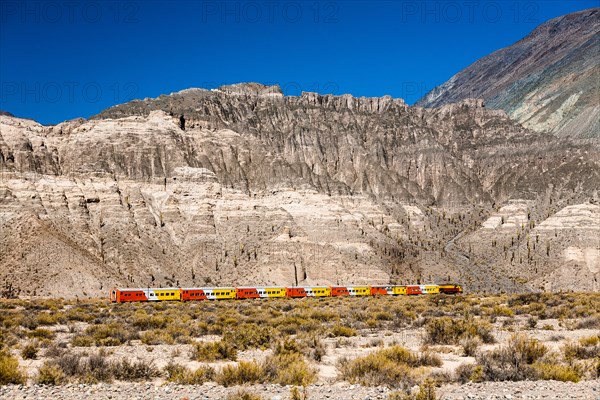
[417,8,600,139]
[1,84,599,297]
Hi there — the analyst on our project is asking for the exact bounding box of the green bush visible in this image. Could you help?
[192,340,237,361]
[264,353,317,386]
[36,362,65,385]
[70,335,95,347]
[476,334,548,381]
[338,346,440,389]
[225,390,264,400]
[424,317,494,345]
[21,342,39,360]
[112,359,161,381]
[223,323,272,350]
[329,324,357,337]
[140,330,174,345]
[0,350,27,385]
[86,323,134,346]
[164,362,215,384]
[563,335,600,360]
[217,361,267,386]
[531,362,580,382]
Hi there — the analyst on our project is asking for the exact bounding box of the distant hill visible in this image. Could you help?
[417,9,600,138]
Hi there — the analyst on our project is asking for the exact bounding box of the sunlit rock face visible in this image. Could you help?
[1,83,598,297]
[417,9,600,139]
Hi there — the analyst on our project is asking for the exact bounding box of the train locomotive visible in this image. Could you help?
[110,284,463,303]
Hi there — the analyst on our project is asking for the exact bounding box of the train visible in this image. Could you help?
[110,284,463,303]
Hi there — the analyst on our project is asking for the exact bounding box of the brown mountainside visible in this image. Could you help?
[0,84,599,297]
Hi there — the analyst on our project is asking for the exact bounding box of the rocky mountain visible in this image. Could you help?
[1,83,599,298]
[417,8,600,139]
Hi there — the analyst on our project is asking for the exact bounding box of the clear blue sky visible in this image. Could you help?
[0,0,597,125]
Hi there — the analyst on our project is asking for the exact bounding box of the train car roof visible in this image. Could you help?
[112,287,180,291]
[235,286,286,289]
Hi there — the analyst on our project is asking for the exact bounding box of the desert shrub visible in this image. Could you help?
[70,334,94,347]
[140,329,174,345]
[0,349,27,384]
[225,390,264,400]
[54,352,83,377]
[223,323,272,350]
[575,317,599,329]
[81,353,113,383]
[86,323,134,346]
[192,340,237,361]
[460,336,481,357]
[476,334,548,381]
[132,312,169,330]
[392,377,437,400]
[492,305,514,317]
[46,350,117,383]
[290,386,310,400]
[288,334,326,362]
[36,362,65,385]
[329,324,357,337]
[263,352,317,386]
[527,316,538,329]
[338,346,440,389]
[531,362,580,382]
[112,359,161,381]
[424,317,494,345]
[454,363,483,384]
[563,335,600,360]
[21,341,39,359]
[274,338,303,356]
[217,361,267,386]
[44,344,66,358]
[164,362,215,384]
[28,327,56,340]
[36,312,65,326]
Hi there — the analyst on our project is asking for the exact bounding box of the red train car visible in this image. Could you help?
[331,286,350,296]
[110,288,148,302]
[181,288,209,301]
[286,287,307,298]
[405,285,423,295]
[370,286,393,296]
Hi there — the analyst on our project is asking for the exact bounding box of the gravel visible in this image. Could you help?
[1,380,599,400]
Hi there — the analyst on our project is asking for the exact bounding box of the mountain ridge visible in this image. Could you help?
[1,84,598,298]
[417,8,600,138]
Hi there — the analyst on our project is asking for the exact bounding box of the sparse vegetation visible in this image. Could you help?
[0,292,598,392]
[338,345,441,389]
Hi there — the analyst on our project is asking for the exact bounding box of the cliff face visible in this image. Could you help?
[417,9,600,139]
[1,85,599,297]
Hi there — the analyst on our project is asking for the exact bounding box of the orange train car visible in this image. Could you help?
[405,285,423,295]
[110,288,148,302]
[370,286,394,296]
[286,287,331,297]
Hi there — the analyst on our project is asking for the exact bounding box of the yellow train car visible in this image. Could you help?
[420,285,440,294]
[151,288,181,301]
[349,286,370,296]
[392,286,407,295]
